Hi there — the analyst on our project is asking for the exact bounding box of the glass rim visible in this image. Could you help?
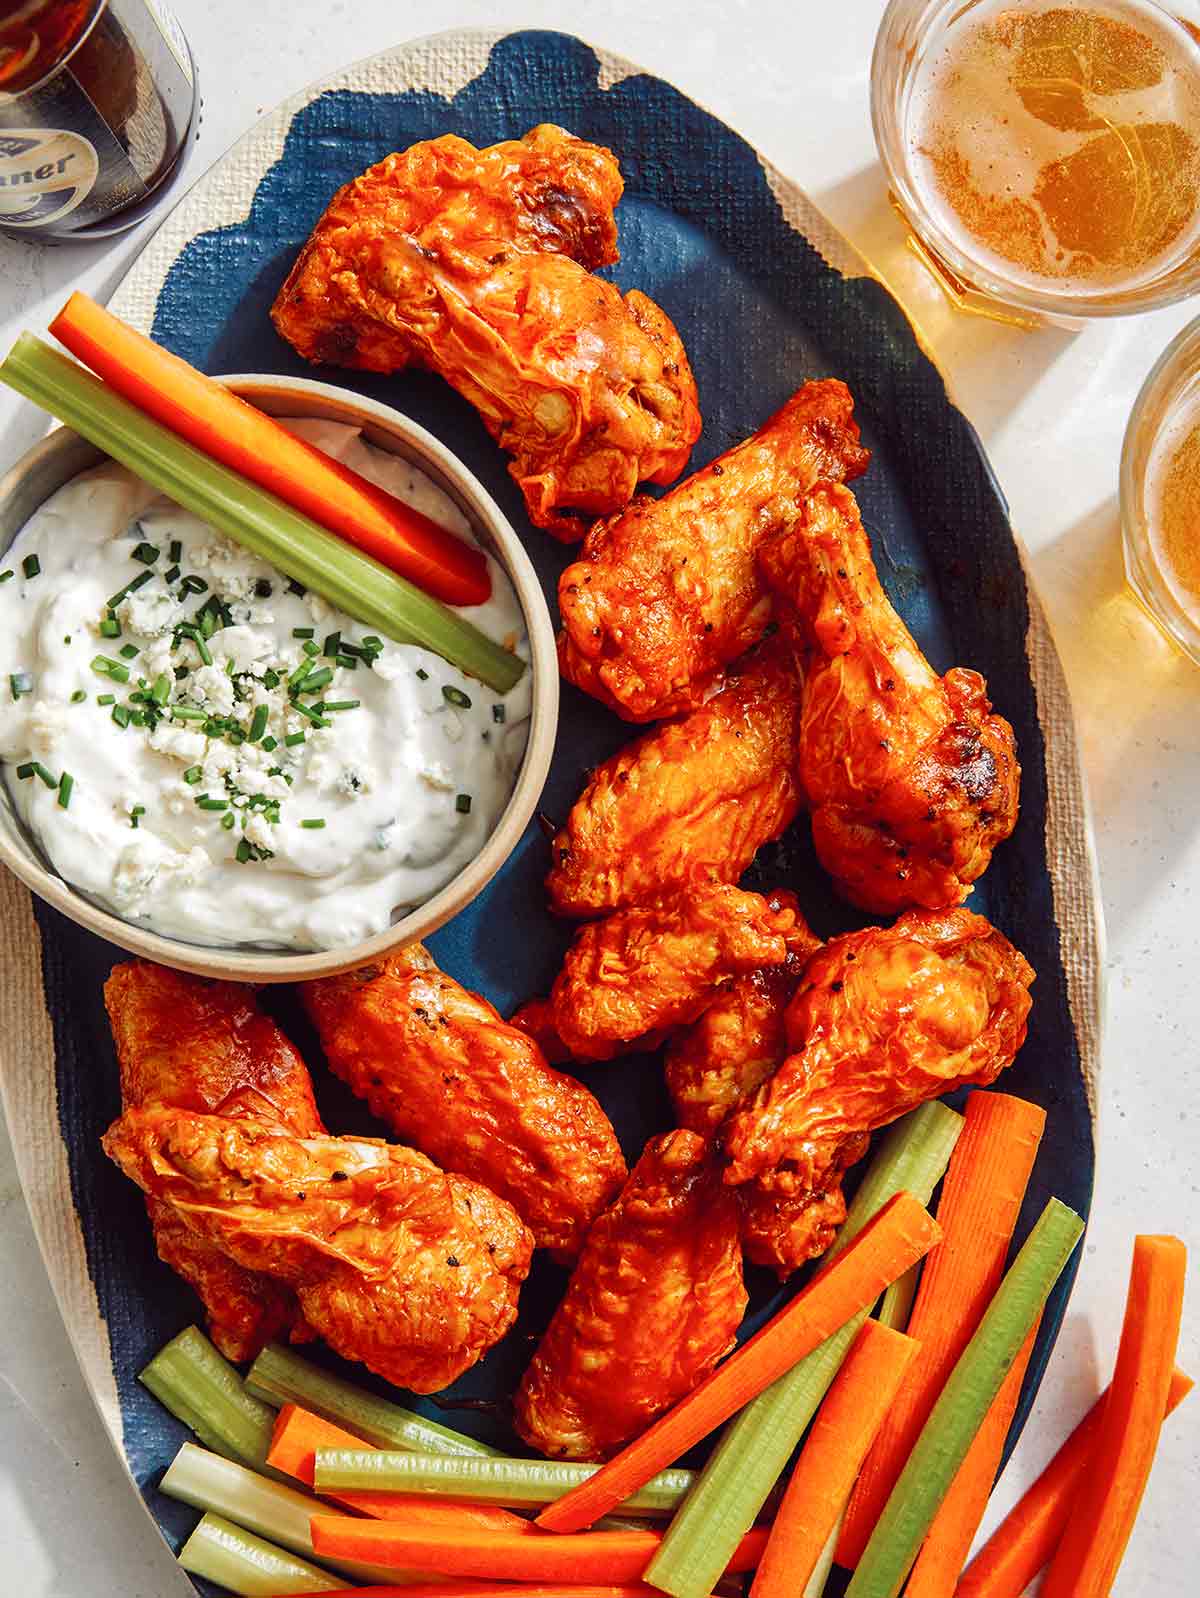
[870,0,1200,321]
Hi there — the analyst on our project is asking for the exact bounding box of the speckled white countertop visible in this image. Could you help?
[0,2,1197,1592]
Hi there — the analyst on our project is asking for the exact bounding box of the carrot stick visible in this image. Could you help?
[903,1314,1040,1597]
[534,1191,939,1535]
[308,1517,768,1583]
[49,292,492,607]
[837,1092,1044,1568]
[749,1320,918,1598]
[293,1588,670,1598]
[957,1364,1193,1598]
[1042,1235,1188,1598]
[268,1403,525,1531]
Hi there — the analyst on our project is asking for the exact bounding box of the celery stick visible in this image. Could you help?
[804,1512,842,1598]
[846,1196,1085,1598]
[140,1325,275,1469]
[646,1102,963,1598]
[314,1446,694,1514]
[178,1512,348,1595]
[878,1259,922,1332]
[162,1442,425,1584]
[0,335,524,693]
[246,1342,498,1456]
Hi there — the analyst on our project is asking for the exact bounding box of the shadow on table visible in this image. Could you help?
[1029,496,1200,934]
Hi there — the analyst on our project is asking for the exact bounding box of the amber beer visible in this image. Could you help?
[0,0,195,238]
[873,0,1200,318]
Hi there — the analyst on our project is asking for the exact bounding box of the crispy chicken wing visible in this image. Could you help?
[513,883,798,1064]
[664,892,820,1135]
[514,1129,746,1459]
[271,125,701,537]
[104,1110,532,1392]
[722,911,1034,1229]
[547,639,803,919]
[761,483,1020,913]
[104,961,324,1361]
[301,946,626,1261]
[558,381,869,721]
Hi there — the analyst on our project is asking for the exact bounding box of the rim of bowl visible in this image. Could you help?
[0,372,559,982]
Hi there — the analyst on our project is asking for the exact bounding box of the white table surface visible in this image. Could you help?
[0,1,1197,1592]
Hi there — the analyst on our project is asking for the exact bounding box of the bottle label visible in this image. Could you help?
[0,126,98,228]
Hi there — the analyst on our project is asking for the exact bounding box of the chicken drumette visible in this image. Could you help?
[558,380,869,721]
[513,883,798,1064]
[104,961,323,1361]
[103,963,532,1393]
[302,945,626,1261]
[547,638,803,919]
[515,1129,746,1459]
[722,910,1035,1252]
[761,483,1020,914]
[271,125,701,537]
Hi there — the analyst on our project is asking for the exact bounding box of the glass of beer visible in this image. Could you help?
[1121,316,1200,661]
[872,0,1200,324]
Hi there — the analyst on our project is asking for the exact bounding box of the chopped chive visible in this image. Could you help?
[260,735,278,753]
[164,564,181,584]
[106,569,153,609]
[455,793,472,814]
[151,674,171,705]
[323,699,360,712]
[129,804,145,828]
[361,636,381,650]
[196,796,229,812]
[111,704,131,728]
[70,690,86,704]
[220,811,235,830]
[416,668,429,681]
[291,701,327,727]
[131,541,159,564]
[119,643,140,660]
[286,579,306,597]
[98,616,121,638]
[55,771,74,807]
[301,639,321,657]
[284,732,305,748]
[493,703,506,723]
[31,761,56,788]
[254,578,272,599]
[300,818,326,830]
[288,657,314,690]
[443,685,472,709]
[21,553,40,579]
[0,570,12,584]
[182,766,203,784]
[301,666,332,692]
[228,729,245,747]
[247,705,269,742]
[335,654,358,670]
[15,762,34,780]
[180,574,208,596]
[97,693,115,706]
[261,668,280,690]
[323,631,341,658]
[170,706,208,723]
[129,709,149,727]
[292,628,314,640]
[9,671,33,701]
[169,539,182,564]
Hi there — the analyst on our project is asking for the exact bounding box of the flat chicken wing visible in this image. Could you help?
[513,883,798,1064]
[665,892,821,1135]
[761,483,1020,913]
[271,125,700,537]
[105,961,325,1361]
[722,911,1034,1225]
[558,380,869,721]
[514,1129,746,1459]
[103,1111,532,1394]
[547,639,803,919]
[301,946,626,1261]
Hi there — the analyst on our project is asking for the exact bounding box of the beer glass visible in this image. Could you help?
[872,0,1200,325]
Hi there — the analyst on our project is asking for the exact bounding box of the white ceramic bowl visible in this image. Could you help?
[0,374,558,982]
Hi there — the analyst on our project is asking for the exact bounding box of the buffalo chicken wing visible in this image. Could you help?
[271,125,700,537]
[514,1129,746,1459]
[547,638,803,919]
[302,945,626,1260]
[722,912,1035,1242]
[513,883,798,1063]
[761,483,1020,913]
[104,961,323,1361]
[558,380,869,721]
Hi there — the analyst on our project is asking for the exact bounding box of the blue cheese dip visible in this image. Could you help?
[0,419,531,950]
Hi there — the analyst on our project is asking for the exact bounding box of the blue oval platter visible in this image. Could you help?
[0,28,1101,1597]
